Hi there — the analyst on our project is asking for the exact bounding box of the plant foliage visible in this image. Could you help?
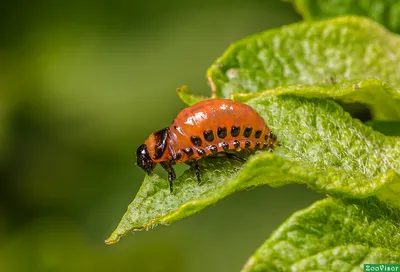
[107,11,400,272]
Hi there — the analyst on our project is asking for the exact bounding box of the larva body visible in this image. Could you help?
[137,99,277,191]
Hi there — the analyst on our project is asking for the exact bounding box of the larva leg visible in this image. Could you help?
[193,161,201,184]
[160,162,176,193]
[186,160,201,184]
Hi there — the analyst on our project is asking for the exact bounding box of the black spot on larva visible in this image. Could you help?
[190,136,202,146]
[196,148,205,156]
[174,150,182,160]
[233,140,240,149]
[264,134,269,141]
[255,141,260,148]
[263,142,269,148]
[255,130,262,139]
[209,145,218,154]
[183,147,194,156]
[270,132,276,142]
[231,126,240,137]
[204,130,214,142]
[245,141,251,148]
[219,142,229,151]
[243,127,253,137]
[218,127,227,139]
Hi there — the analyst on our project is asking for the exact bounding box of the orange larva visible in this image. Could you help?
[137,99,278,192]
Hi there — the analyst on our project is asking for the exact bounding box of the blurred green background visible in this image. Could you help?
[0,1,322,271]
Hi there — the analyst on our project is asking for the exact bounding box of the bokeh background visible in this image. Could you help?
[0,1,322,271]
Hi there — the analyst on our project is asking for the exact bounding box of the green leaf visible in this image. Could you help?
[207,16,400,102]
[241,198,400,272]
[106,92,400,245]
[293,0,400,33]
[234,79,400,121]
[106,16,400,255]
[176,85,205,106]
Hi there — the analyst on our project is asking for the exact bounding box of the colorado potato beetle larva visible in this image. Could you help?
[137,99,277,192]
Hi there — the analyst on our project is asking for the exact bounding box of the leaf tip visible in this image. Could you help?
[176,84,189,95]
[176,85,207,106]
[105,234,121,245]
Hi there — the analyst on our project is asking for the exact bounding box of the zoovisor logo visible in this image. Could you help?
[364,264,400,271]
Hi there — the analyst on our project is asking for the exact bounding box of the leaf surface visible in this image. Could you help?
[207,16,400,107]
[106,92,400,244]
[242,198,400,272]
[107,16,400,251]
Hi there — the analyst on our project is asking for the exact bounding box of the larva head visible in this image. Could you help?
[137,128,170,174]
[136,144,155,174]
